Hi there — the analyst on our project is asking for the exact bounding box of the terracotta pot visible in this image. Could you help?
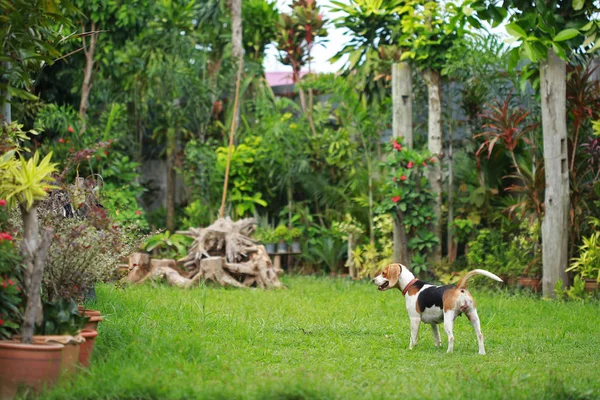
[518,276,542,293]
[79,329,98,368]
[83,315,104,332]
[584,279,598,292]
[0,340,64,399]
[15,334,84,376]
[78,306,102,317]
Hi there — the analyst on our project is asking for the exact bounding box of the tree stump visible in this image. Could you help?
[127,218,283,288]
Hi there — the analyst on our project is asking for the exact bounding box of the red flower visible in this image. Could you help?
[391,196,401,203]
[422,161,427,167]
[407,161,414,169]
[8,279,14,286]
[0,199,5,206]
[104,151,109,156]
[58,138,65,143]
[392,177,397,182]
[0,319,4,326]
[135,210,141,216]
[400,175,407,181]
[0,233,14,241]
[68,126,75,133]
[2,281,6,289]
[393,142,402,151]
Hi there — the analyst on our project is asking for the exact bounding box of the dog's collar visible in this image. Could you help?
[402,278,419,296]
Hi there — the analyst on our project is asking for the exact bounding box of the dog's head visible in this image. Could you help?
[372,263,402,291]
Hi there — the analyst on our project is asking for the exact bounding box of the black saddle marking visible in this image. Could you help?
[417,284,455,311]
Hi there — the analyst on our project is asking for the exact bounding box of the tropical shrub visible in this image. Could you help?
[0,199,24,339]
[36,299,88,336]
[144,231,193,259]
[377,138,439,271]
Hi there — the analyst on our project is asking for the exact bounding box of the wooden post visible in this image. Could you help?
[422,69,443,263]
[392,62,413,266]
[2,62,10,123]
[540,49,569,297]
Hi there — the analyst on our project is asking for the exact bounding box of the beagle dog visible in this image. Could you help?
[373,264,502,355]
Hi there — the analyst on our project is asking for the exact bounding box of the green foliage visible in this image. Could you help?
[254,226,277,244]
[0,0,76,101]
[243,0,279,62]
[0,202,24,339]
[377,138,439,265]
[274,225,289,241]
[450,218,475,244]
[396,0,468,72]
[216,136,267,219]
[144,231,193,259]
[37,298,88,336]
[567,231,600,283]
[0,150,58,211]
[554,276,588,301]
[467,229,508,276]
[181,200,211,229]
[289,227,302,241]
[351,215,393,278]
[330,0,406,70]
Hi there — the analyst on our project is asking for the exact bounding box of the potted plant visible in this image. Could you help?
[566,231,600,292]
[0,144,63,396]
[275,225,289,253]
[289,227,302,253]
[15,299,88,375]
[254,226,277,253]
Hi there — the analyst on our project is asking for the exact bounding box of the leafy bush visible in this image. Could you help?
[143,231,193,259]
[377,138,439,269]
[0,200,24,339]
[274,225,288,241]
[37,299,88,336]
[567,231,600,283]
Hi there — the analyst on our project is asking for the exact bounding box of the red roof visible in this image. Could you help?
[265,71,309,87]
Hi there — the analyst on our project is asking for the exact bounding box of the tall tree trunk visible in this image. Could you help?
[166,128,177,232]
[422,69,443,263]
[230,0,243,132]
[79,22,98,134]
[392,62,413,266]
[447,126,456,263]
[540,49,569,297]
[19,204,53,343]
[2,62,10,123]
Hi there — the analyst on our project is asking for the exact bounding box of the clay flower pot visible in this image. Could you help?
[83,315,104,332]
[14,334,84,376]
[518,276,542,293]
[79,329,98,368]
[0,340,64,399]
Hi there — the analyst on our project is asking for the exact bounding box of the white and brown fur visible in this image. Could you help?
[372,263,502,355]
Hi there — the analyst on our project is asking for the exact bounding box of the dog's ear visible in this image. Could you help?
[386,264,401,288]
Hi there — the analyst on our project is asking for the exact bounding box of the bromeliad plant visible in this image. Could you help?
[0,130,58,343]
[377,138,438,273]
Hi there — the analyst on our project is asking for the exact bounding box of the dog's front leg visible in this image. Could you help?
[409,317,421,349]
[431,324,441,347]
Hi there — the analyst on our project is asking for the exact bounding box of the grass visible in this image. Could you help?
[37,276,600,400]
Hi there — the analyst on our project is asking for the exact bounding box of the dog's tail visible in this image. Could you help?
[456,269,503,289]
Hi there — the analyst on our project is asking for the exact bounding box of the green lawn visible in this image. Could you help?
[39,276,599,400]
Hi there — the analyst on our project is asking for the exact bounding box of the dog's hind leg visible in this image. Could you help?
[466,309,485,355]
[409,317,421,349]
[431,324,441,347]
[443,310,455,353]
